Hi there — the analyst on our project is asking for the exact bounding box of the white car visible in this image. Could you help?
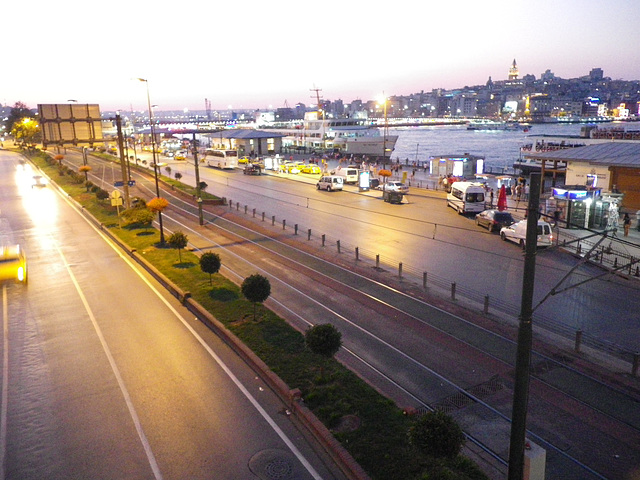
[500,219,553,248]
[379,181,409,194]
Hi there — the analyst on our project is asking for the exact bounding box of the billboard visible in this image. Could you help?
[38,104,104,148]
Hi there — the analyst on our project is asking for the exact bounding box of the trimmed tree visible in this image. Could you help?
[200,252,221,285]
[147,197,169,213]
[241,274,271,320]
[305,323,342,358]
[79,165,92,190]
[167,231,188,262]
[378,169,392,190]
[122,207,155,231]
[408,410,466,459]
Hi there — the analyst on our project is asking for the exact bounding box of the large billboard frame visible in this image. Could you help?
[38,103,104,148]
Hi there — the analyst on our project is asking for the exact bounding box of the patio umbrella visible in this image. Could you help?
[497,185,508,211]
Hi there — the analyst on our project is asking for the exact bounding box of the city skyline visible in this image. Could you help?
[3,0,640,113]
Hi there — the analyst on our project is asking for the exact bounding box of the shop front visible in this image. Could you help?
[544,186,615,230]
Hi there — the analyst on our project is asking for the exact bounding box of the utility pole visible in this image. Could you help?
[507,172,541,480]
[115,114,131,208]
[192,132,204,225]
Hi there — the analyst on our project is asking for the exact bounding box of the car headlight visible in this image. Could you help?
[17,266,25,282]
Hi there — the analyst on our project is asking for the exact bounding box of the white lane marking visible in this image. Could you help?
[1,287,8,480]
[57,186,323,479]
[52,243,163,480]
[105,245,323,480]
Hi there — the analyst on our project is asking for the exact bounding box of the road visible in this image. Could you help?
[41,148,640,479]
[129,151,640,355]
[0,150,346,479]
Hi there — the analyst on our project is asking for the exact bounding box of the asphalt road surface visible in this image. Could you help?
[0,150,346,479]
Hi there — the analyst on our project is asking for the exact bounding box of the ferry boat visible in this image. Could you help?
[267,111,398,159]
[512,124,640,175]
[467,119,530,131]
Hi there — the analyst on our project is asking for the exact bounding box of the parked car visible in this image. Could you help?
[0,245,27,284]
[475,209,515,232]
[279,162,300,174]
[380,181,409,194]
[301,164,322,174]
[500,219,553,248]
[317,175,343,191]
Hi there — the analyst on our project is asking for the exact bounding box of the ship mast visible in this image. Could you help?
[310,86,323,119]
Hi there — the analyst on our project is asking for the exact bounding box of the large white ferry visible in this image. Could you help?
[268,111,398,159]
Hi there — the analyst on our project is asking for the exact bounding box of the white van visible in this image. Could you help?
[447,182,486,214]
[331,166,359,184]
[317,175,344,191]
[500,219,554,248]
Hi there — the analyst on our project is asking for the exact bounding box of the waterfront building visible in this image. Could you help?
[523,142,640,228]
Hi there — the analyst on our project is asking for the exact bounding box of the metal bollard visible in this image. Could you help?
[272,215,275,226]
[229,199,232,209]
[355,247,359,261]
[484,295,489,314]
[322,234,325,247]
[575,330,583,353]
[282,219,286,230]
[423,272,427,289]
[244,205,247,214]
[252,208,256,218]
[398,262,403,278]
[262,212,265,222]
[451,282,456,300]
[376,254,380,269]
[308,228,311,241]
[294,224,298,235]
[337,240,340,253]
[236,202,240,211]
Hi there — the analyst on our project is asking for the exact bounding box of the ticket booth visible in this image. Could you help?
[546,186,606,229]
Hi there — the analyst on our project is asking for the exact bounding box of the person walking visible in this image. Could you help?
[623,213,631,236]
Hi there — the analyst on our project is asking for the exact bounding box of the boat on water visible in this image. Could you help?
[511,124,640,176]
[264,111,398,159]
[467,119,531,132]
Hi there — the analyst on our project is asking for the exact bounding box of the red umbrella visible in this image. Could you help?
[497,185,508,211]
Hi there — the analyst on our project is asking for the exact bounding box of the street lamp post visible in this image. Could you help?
[138,78,165,244]
[378,93,389,167]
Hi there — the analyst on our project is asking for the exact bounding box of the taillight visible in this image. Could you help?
[17,266,25,282]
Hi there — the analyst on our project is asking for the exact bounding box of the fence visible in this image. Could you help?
[225,198,640,375]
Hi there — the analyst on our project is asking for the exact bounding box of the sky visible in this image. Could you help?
[3,0,640,113]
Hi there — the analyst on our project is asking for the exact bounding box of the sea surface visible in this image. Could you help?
[389,122,586,171]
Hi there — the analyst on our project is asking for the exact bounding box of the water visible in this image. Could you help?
[389,122,586,171]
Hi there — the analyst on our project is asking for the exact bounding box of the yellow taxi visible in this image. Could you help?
[238,157,251,164]
[301,164,321,174]
[279,162,301,174]
[0,245,27,284]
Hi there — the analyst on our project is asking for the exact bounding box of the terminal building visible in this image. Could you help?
[523,143,640,229]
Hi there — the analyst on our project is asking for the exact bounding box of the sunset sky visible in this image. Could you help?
[3,0,639,113]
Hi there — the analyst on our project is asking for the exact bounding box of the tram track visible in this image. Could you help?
[59,151,640,479]
[155,186,639,479]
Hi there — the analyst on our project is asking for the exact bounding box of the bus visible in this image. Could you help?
[205,149,238,169]
[447,181,486,214]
